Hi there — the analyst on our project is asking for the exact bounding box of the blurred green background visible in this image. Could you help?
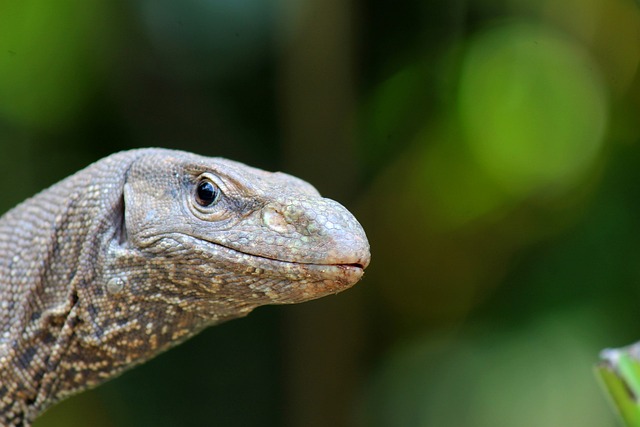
[1,0,639,426]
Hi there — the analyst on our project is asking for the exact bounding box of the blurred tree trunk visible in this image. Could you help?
[277,1,365,426]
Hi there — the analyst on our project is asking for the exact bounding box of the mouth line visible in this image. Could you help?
[171,234,365,271]
[337,262,365,269]
[216,242,365,270]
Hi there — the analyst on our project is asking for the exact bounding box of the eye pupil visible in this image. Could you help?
[196,180,219,207]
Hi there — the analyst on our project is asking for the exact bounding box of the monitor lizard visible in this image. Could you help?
[0,148,370,426]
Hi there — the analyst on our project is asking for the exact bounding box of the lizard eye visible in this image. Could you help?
[195,179,220,207]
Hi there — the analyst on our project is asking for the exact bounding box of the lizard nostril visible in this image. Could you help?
[261,206,290,234]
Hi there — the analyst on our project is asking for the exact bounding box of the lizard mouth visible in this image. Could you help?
[204,238,366,301]
[218,242,367,275]
[204,237,365,280]
[337,261,366,269]
[194,235,368,273]
[239,252,366,271]
[156,233,367,303]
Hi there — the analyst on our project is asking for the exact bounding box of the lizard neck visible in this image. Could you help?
[0,152,139,422]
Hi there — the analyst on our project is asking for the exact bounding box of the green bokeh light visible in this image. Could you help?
[458,22,608,196]
[361,309,613,427]
[0,1,113,129]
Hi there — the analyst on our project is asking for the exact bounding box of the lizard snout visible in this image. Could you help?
[259,197,370,269]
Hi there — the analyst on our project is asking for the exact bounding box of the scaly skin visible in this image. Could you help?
[0,148,370,426]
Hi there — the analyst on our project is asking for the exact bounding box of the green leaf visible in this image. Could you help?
[596,345,640,426]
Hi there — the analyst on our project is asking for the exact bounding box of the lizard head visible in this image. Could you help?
[115,149,370,319]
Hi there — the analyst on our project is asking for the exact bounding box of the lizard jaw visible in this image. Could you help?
[167,234,368,302]
[206,237,368,285]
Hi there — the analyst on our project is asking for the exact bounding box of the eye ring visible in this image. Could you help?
[195,178,220,207]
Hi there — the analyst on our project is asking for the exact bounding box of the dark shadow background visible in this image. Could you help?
[0,0,639,426]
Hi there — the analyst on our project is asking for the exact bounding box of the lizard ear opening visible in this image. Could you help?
[116,194,128,245]
[117,183,131,245]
